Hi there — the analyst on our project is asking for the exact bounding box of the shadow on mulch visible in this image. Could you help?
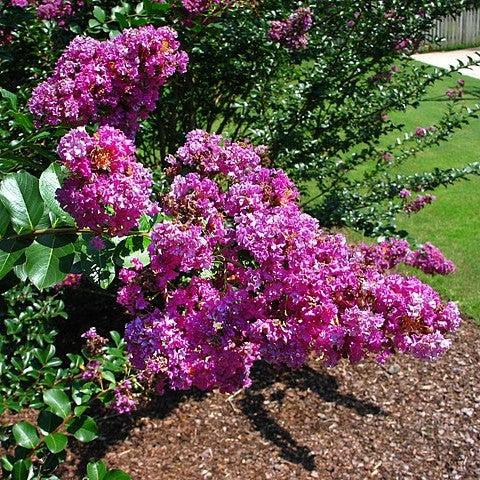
[248,362,386,417]
[70,388,208,477]
[238,363,386,472]
[68,362,386,477]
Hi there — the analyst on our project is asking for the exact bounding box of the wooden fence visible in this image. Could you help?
[431,9,480,48]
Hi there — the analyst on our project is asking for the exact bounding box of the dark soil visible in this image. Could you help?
[52,318,480,480]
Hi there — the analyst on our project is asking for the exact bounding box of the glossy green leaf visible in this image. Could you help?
[25,234,76,289]
[81,238,116,289]
[144,0,169,13]
[37,410,63,434]
[11,459,30,480]
[12,422,39,449]
[0,237,30,280]
[0,202,9,237]
[114,236,151,268]
[87,460,107,480]
[1,455,14,471]
[67,416,98,443]
[44,433,68,454]
[12,112,34,133]
[43,389,72,419]
[104,470,132,480]
[39,163,75,227]
[101,370,116,385]
[0,172,44,233]
[110,331,122,346]
[93,6,106,22]
[13,262,28,281]
[0,88,18,111]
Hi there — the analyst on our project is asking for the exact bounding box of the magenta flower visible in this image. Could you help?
[57,126,156,236]
[111,380,137,414]
[29,26,188,136]
[268,7,313,50]
[117,131,460,396]
[404,194,436,214]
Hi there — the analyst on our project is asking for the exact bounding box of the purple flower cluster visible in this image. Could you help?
[404,193,436,214]
[29,26,188,136]
[415,125,435,138]
[358,238,456,276]
[181,0,225,14]
[111,380,137,414]
[394,38,414,52]
[57,126,156,236]
[36,0,82,24]
[118,131,460,396]
[8,0,83,25]
[408,243,456,275]
[268,7,313,50]
[81,360,101,381]
[81,327,108,355]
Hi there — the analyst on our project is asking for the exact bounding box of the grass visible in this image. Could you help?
[388,65,480,320]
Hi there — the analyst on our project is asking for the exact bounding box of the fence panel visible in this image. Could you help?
[431,9,480,48]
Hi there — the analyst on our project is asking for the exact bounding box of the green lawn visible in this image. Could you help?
[390,66,480,320]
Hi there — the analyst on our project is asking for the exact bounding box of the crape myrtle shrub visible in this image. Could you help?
[0,1,476,477]
[114,0,480,235]
[1,0,480,234]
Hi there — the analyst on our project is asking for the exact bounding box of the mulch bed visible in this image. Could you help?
[52,318,480,480]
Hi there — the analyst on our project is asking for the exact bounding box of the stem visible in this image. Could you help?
[3,227,151,242]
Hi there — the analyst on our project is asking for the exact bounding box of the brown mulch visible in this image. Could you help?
[51,319,480,480]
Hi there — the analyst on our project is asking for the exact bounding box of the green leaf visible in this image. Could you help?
[101,370,116,385]
[93,6,106,22]
[33,345,56,364]
[44,433,68,454]
[0,88,18,111]
[37,411,63,434]
[25,234,76,289]
[74,405,89,416]
[104,470,132,480]
[81,238,116,289]
[0,172,44,233]
[110,331,122,346]
[144,0,170,13]
[0,202,9,237]
[43,389,72,419]
[1,455,14,472]
[114,236,151,268]
[12,422,39,449]
[13,262,28,281]
[114,12,128,28]
[0,237,30,280]
[39,163,75,227]
[42,451,66,473]
[67,416,98,443]
[11,459,30,480]
[87,460,107,480]
[12,113,34,133]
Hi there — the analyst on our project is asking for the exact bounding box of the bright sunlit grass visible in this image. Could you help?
[391,66,480,320]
